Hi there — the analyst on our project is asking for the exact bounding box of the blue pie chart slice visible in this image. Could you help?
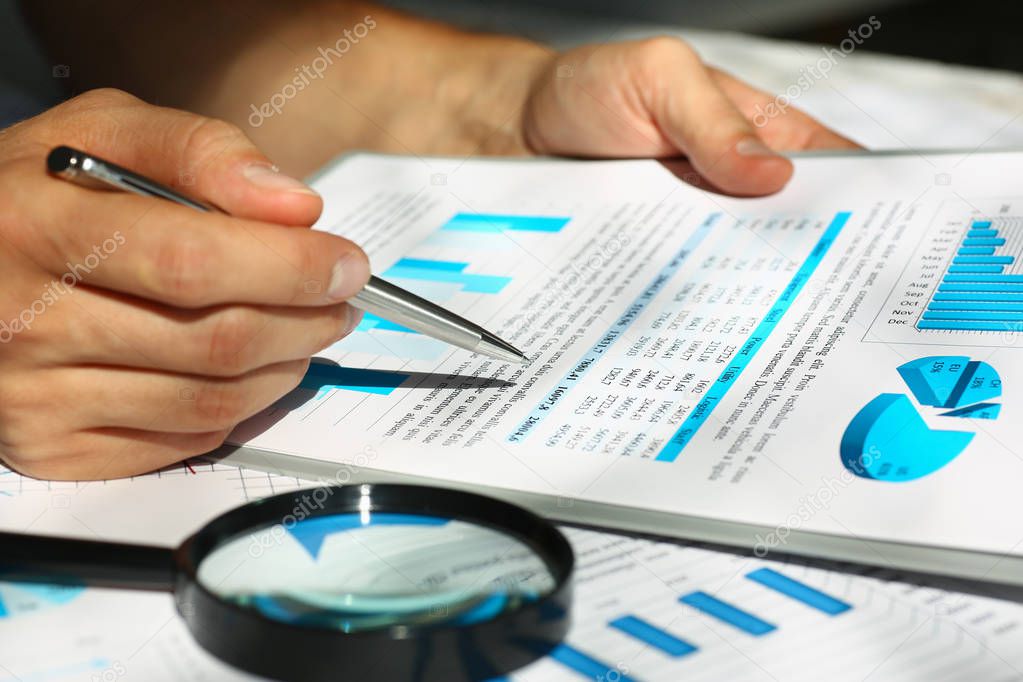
[897,356,971,407]
[840,393,974,482]
[940,402,1001,420]
[943,361,1001,409]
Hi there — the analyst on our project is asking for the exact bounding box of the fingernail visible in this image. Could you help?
[735,137,781,158]
[243,163,319,195]
[328,253,371,301]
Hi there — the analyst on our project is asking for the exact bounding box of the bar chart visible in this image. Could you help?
[870,205,1023,346]
[332,212,569,363]
[919,219,1023,332]
[526,566,853,681]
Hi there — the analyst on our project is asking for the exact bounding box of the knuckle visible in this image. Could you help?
[637,35,697,64]
[204,308,262,375]
[191,382,248,429]
[150,235,214,306]
[61,88,140,115]
[180,118,247,168]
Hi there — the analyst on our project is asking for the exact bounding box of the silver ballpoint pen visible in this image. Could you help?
[46,146,526,365]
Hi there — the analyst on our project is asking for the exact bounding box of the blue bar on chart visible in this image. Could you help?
[944,275,1023,283]
[548,644,637,682]
[356,312,417,334]
[929,301,1023,312]
[919,219,1023,332]
[745,568,852,615]
[680,591,777,636]
[924,311,1023,321]
[384,258,512,294]
[608,615,699,657]
[952,256,1013,265]
[933,292,1023,302]
[938,283,1023,293]
[424,212,571,250]
[442,213,571,233]
[948,265,1003,274]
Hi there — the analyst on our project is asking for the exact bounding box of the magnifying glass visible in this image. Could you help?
[0,483,573,681]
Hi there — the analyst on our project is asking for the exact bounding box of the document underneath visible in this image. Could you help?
[228,151,1023,582]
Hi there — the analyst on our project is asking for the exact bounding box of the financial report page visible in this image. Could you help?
[230,151,1023,571]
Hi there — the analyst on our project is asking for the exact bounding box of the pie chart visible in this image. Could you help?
[840,356,1002,482]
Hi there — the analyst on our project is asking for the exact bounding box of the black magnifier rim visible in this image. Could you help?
[173,483,573,682]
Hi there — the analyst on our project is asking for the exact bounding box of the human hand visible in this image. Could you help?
[522,37,859,196]
[0,89,370,480]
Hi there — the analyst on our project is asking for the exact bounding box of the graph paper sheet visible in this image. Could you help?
[225,151,1023,581]
[1,462,1023,682]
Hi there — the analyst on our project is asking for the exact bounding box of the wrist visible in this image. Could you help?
[431,34,555,156]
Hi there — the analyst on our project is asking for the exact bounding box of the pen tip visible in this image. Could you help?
[477,332,528,364]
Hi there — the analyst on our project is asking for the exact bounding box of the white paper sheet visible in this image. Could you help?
[228,151,1023,580]
[1,462,1022,682]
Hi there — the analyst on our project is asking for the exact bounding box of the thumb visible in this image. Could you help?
[53,89,322,226]
[644,42,793,196]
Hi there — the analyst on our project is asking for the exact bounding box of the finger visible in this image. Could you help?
[41,89,322,226]
[709,69,862,151]
[30,286,360,377]
[22,176,369,307]
[6,427,231,481]
[639,39,794,196]
[53,359,310,433]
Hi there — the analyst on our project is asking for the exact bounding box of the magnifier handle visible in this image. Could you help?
[0,531,176,591]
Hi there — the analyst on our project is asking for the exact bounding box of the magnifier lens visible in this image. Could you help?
[196,512,556,632]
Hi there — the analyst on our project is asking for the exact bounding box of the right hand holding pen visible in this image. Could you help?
[0,89,370,480]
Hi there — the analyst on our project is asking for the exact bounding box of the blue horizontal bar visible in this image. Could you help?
[938,283,1023,293]
[933,293,1023,302]
[957,247,996,256]
[443,213,571,233]
[968,229,998,238]
[923,311,1023,322]
[680,591,777,636]
[944,274,1023,283]
[962,238,1005,247]
[928,301,1023,312]
[393,258,468,272]
[355,312,418,334]
[745,568,852,615]
[919,321,1021,332]
[972,220,993,228]
[952,256,1013,265]
[549,645,637,682]
[609,616,698,657]
[947,266,1005,274]
[385,266,512,294]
